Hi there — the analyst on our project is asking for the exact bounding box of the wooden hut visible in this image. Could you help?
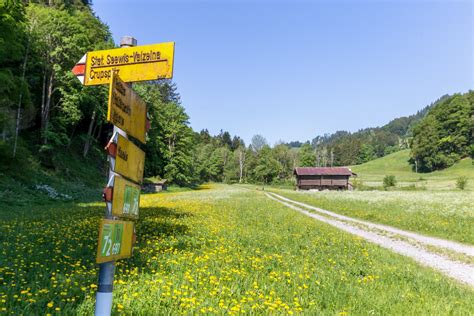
[142,179,168,193]
[294,167,356,190]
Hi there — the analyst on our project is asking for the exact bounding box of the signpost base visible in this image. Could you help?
[95,262,115,316]
[95,292,113,316]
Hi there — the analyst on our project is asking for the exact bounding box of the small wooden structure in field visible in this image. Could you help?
[142,179,168,193]
[294,167,356,190]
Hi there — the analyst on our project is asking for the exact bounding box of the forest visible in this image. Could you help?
[1,0,473,188]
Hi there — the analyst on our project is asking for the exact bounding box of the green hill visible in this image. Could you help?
[351,149,474,190]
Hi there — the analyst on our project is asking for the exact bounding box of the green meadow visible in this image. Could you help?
[1,185,473,315]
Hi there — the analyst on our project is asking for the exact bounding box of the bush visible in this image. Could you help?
[351,178,362,190]
[456,176,468,190]
[383,175,397,189]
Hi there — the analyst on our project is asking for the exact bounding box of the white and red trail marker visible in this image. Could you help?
[71,54,86,84]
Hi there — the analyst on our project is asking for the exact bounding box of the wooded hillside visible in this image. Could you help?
[410,91,473,172]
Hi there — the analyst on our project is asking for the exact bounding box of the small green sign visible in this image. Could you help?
[112,223,123,255]
[100,223,123,257]
[123,185,140,216]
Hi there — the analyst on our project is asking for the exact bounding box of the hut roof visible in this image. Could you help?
[294,167,356,176]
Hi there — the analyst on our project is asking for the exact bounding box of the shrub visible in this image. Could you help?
[456,176,468,190]
[351,178,362,190]
[383,175,397,189]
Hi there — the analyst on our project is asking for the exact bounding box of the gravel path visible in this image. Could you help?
[266,192,474,287]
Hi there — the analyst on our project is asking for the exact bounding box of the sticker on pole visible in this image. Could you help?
[96,219,135,263]
[111,175,141,218]
[72,42,175,86]
[107,71,147,144]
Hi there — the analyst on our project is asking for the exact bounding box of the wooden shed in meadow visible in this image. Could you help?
[142,179,168,193]
[293,167,356,190]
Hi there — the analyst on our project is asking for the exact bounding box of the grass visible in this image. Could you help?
[351,150,474,190]
[1,184,473,314]
[269,188,474,244]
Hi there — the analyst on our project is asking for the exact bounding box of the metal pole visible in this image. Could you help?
[94,152,116,316]
[94,36,137,316]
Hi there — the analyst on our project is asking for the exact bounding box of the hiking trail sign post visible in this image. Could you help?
[72,36,174,316]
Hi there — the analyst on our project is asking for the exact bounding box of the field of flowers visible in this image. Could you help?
[1,184,473,314]
[271,189,474,244]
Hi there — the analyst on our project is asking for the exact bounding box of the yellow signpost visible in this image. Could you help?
[81,42,175,86]
[107,71,147,143]
[96,219,135,264]
[111,176,141,218]
[114,133,145,184]
[75,37,175,315]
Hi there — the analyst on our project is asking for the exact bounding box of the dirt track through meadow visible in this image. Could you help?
[266,192,474,287]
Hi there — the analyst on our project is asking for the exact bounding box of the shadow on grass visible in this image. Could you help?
[140,205,193,220]
[123,205,195,271]
[141,183,211,195]
[135,207,191,244]
[187,184,211,191]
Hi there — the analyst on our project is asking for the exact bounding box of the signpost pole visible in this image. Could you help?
[94,153,116,316]
[94,36,137,316]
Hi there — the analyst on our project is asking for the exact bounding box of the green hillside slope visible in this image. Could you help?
[351,150,473,190]
[351,150,413,177]
[0,140,106,208]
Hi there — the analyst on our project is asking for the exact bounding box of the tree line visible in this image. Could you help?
[186,88,472,185]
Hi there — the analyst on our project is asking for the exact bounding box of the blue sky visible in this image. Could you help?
[92,0,473,145]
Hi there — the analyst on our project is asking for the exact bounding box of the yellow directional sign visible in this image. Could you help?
[112,175,141,218]
[81,42,174,86]
[96,219,135,263]
[108,71,147,143]
[114,134,145,184]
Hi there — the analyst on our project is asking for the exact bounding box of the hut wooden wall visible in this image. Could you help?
[296,175,349,189]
